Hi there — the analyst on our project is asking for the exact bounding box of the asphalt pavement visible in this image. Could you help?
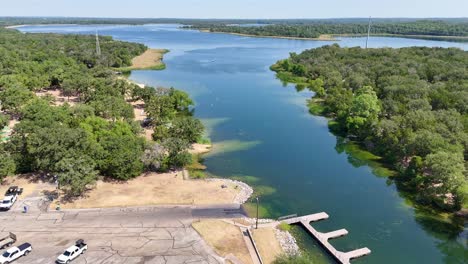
[0,204,245,264]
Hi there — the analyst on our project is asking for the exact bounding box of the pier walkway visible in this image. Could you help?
[283,212,371,264]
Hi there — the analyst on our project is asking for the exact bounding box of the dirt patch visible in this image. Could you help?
[129,99,153,140]
[189,143,211,154]
[126,49,168,70]
[252,227,284,264]
[193,220,253,264]
[0,174,56,198]
[35,89,79,106]
[57,171,241,209]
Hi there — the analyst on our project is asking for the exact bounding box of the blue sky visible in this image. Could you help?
[1,0,467,19]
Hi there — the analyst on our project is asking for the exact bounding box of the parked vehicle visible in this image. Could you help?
[4,187,22,196]
[56,239,87,264]
[0,233,16,250]
[0,195,17,211]
[0,187,22,211]
[0,243,32,264]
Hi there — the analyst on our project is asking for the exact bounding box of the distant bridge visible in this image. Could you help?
[282,212,371,264]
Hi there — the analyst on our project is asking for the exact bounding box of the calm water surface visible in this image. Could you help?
[19,24,468,264]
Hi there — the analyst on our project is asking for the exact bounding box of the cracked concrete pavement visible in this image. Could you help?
[0,205,245,264]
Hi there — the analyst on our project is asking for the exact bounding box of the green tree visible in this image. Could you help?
[146,94,176,126]
[169,117,204,143]
[308,78,325,97]
[162,138,192,168]
[0,113,9,128]
[26,127,93,172]
[0,86,34,114]
[169,88,193,113]
[0,149,16,181]
[424,152,465,198]
[99,134,144,180]
[89,96,134,121]
[325,86,353,122]
[346,86,381,135]
[56,155,98,196]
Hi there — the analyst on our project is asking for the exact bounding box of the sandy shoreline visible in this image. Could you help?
[5,25,24,29]
[121,48,169,70]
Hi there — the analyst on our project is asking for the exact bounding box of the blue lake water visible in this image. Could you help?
[18,24,468,264]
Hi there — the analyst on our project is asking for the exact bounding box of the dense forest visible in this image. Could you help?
[187,20,468,39]
[271,45,468,212]
[1,16,468,27]
[0,28,204,196]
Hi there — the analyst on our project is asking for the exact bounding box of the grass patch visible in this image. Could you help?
[186,153,207,179]
[185,153,207,170]
[189,169,207,179]
[197,137,211,144]
[307,98,325,116]
[117,64,166,71]
[275,71,309,86]
[277,222,292,232]
[273,254,316,264]
[116,48,169,71]
[458,182,468,209]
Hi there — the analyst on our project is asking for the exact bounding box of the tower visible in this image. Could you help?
[95,30,101,57]
[365,17,372,49]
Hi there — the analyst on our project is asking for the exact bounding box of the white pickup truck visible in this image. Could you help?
[56,239,87,264]
[0,187,22,211]
[0,243,32,264]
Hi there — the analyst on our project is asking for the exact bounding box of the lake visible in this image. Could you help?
[18,24,468,264]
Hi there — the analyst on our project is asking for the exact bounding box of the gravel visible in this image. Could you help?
[275,227,300,255]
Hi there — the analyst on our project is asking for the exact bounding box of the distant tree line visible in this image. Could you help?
[0,28,203,196]
[2,17,468,27]
[187,20,468,38]
[271,44,468,211]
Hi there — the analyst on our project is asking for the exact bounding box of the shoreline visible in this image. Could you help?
[5,25,27,29]
[197,29,337,41]
[271,67,468,219]
[124,75,255,207]
[331,32,468,41]
[117,48,169,71]
[196,29,468,43]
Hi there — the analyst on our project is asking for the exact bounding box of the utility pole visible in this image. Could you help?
[255,196,259,229]
[95,30,101,57]
[366,16,372,49]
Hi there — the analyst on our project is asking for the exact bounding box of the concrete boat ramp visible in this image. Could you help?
[283,212,371,264]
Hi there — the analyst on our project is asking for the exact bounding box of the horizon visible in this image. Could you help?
[2,16,468,20]
[2,0,468,19]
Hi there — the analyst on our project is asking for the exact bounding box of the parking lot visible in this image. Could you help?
[0,204,244,264]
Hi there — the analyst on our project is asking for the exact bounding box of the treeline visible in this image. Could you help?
[0,28,203,196]
[271,44,467,211]
[2,17,468,27]
[187,20,468,38]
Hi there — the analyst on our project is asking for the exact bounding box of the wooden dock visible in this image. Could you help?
[283,212,371,264]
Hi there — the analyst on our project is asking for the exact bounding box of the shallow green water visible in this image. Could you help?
[19,24,468,264]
